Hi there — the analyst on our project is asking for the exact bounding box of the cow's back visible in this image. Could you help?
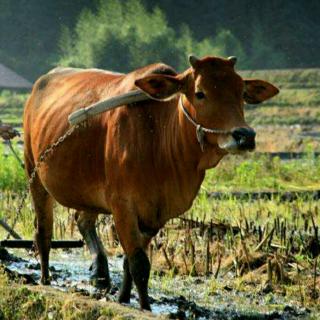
[23,68,125,211]
[23,63,200,228]
[23,64,179,215]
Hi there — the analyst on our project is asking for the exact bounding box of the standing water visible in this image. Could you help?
[1,249,314,319]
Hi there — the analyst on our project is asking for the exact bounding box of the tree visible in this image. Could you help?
[248,20,287,69]
[57,0,245,72]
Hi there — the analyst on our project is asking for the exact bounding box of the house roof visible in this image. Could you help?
[0,63,32,89]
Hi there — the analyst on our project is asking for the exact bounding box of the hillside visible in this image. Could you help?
[239,69,320,126]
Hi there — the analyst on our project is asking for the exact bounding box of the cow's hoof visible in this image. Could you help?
[89,275,111,290]
[40,277,51,285]
[118,291,131,304]
[89,254,111,290]
[140,301,151,311]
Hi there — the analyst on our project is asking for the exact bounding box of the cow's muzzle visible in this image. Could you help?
[232,127,256,151]
[218,127,256,153]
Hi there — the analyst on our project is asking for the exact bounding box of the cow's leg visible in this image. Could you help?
[118,255,132,303]
[113,211,152,310]
[128,247,151,310]
[75,211,111,290]
[30,178,54,285]
[118,235,153,305]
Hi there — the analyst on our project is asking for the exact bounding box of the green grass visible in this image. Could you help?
[205,152,320,192]
[246,106,320,126]
[0,143,25,192]
[2,144,320,194]
[268,88,320,107]
[240,68,320,89]
[241,69,320,125]
[1,145,320,241]
[0,273,157,320]
[0,90,28,127]
[189,189,320,226]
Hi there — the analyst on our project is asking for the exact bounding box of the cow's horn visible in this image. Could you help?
[228,56,237,65]
[189,55,199,68]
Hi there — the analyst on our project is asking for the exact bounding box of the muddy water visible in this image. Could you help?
[2,249,314,319]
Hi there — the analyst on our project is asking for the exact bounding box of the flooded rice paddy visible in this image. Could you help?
[1,248,315,320]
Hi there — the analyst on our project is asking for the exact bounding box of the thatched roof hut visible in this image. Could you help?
[0,64,32,90]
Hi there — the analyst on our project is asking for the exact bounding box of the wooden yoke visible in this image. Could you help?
[68,89,150,126]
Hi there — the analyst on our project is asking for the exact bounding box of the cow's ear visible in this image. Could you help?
[135,74,184,101]
[244,79,279,104]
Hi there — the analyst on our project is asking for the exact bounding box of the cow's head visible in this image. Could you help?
[135,56,279,154]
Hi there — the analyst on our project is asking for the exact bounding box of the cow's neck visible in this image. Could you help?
[157,96,225,216]
[174,95,226,170]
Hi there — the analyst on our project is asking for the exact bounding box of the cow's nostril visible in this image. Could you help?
[232,127,256,140]
[231,127,256,150]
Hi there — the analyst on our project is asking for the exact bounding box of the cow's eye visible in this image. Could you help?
[195,91,205,99]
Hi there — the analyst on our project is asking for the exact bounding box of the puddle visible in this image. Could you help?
[1,249,315,319]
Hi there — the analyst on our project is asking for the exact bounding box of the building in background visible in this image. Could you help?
[0,64,32,90]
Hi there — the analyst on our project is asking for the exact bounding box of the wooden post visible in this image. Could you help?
[0,239,84,249]
[0,219,22,240]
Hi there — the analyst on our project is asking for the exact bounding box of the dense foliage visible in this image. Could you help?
[58,0,246,72]
[1,0,319,80]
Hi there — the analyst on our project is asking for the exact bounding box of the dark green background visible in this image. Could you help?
[1,0,318,80]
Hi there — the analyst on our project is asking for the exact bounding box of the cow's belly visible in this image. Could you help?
[37,161,108,212]
[29,122,109,212]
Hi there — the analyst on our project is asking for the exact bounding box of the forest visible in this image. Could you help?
[1,0,319,80]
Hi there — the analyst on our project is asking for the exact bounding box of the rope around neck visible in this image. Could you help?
[178,95,231,151]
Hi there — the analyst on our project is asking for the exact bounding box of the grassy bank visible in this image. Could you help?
[240,68,320,89]
[0,272,160,320]
[0,90,28,127]
[0,143,25,192]
[206,151,320,192]
[2,142,320,193]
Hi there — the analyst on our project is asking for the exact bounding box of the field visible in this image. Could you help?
[1,68,320,319]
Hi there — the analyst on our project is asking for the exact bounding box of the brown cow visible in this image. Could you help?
[23,56,278,310]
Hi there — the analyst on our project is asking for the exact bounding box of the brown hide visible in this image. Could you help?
[25,66,193,252]
[24,58,278,254]
[24,57,279,309]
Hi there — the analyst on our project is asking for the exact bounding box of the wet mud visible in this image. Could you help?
[0,248,314,320]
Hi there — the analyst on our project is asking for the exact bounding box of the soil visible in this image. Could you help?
[0,249,316,320]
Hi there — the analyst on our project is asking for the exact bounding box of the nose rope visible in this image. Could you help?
[178,95,231,151]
